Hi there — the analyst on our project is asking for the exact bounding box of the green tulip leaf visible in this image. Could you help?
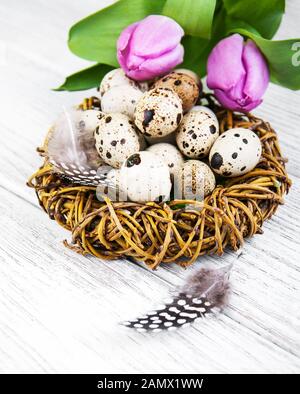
[181,36,210,76]
[181,8,227,76]
[68,0,166,65]
[223,0,285,39]
[229,28,300,90]
[54,63,114,91]
[225,17,262,37]
[162,0,217,38]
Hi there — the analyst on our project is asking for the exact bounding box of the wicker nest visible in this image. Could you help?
[27,95,291,269]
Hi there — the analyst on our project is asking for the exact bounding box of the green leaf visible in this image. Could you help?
[181,8,228,76]
[229,28,300,90]
[54,63,114,91]
[225,16,262,37]
[68,0,166,65]
[223,0,285,39]
[162,0,217,38]
[181,36,210,76]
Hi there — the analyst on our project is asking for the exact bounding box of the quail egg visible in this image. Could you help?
[106,168,121,187]
[75,110,104,168]
[175,68,201,87]
[99,68,138,97]
[134,87,183,137]
[119,151,171,202]
[176,106,219,159]
[176,160,216,199]
[147,143,184,176]
[153,72,199,112]
[101,85,143,119]
[94,113,142,169]
[96,168,123,202]
[209,127,262,177]
[76,109,103,132]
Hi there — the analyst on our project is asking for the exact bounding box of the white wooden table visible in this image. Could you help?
[0,0,299,373]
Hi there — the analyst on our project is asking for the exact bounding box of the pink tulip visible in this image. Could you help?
[207,34,269,112]
[117,15,184,81]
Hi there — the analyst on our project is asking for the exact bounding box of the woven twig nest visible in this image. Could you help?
[27,95,291,269]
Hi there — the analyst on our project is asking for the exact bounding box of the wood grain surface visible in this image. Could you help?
[0,0,299,373]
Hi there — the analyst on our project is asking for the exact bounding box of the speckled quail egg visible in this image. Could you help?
[76,109,103,132]
[94,113,142,169]
[175,68,201,87]
[176,106,219,159]
[99,68,148,98]
[119,151,171,202]
[101,85,143,119]
[209,127,262,177]
[147,143,184,176]
[107,168,121,186]
[99,68,138,97]
[75,110,105,168]
[134,87,183,137]
[153,72,199,112]
[177,160,216,199]
[96,168,123,202]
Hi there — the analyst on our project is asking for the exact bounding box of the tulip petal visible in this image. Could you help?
[214,89,240,111]
[130,15,184,58]
[117,15,184,81]
[126,53,144,69]
[207,34,246,91]
[140,44,184,72]
[241,99,262,112]
[117,22,139,52]
[117,22,139,73]
[125,68,154,81]
[228,75,246,102]
[215,88,262,112]
[126,44,184,81]
[242,40,269,101]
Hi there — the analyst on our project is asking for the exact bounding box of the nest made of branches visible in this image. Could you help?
[27,95,291,269]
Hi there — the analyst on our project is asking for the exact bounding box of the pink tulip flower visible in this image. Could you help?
[117,15,184,81]
[207,34,269,112]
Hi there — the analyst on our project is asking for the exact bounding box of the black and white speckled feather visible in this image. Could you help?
[50,160,114,187]
[122,264,232,332]
[47,108,115,189]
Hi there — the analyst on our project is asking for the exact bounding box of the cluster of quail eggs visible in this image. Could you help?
[76,68,262,203]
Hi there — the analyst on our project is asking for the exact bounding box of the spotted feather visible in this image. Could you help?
[47,107,116,190]
[50,160,115,188]
[122,264,232,332]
